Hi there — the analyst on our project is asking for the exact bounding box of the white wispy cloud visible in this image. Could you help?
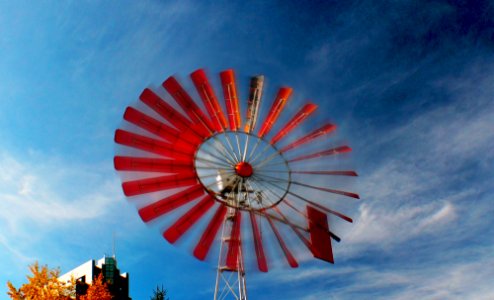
[258,63,494,299]
[0,152,120,232]
[344,64,494,249]
[0,150,139,292]
[0,150,145,260]
[298,252,494,300]
[344,200,457,249]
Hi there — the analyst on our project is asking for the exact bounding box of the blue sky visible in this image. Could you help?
[1,1,494,299]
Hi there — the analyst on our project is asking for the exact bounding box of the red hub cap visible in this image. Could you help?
[235,162,253,177]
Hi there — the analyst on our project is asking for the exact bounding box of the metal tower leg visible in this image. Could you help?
[214,207,247,300]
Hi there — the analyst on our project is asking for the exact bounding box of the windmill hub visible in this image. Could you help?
[194,131,290,210]
[235,162,253,177]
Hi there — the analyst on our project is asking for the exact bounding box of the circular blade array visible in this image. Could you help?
[114,68,359,272]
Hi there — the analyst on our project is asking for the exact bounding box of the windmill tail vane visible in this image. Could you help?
[114,68,359,299]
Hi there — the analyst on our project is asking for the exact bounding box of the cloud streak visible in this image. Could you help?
[0,151,136,294]
[261,28,494,298]
[0,152,119,231]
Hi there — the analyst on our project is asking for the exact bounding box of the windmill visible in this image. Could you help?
[114,68,359,299]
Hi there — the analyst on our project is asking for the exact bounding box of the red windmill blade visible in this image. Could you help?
[114,68,359,299]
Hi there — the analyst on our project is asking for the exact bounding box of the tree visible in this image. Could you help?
[150,285,169,300]
[7,262,75,300]
[80,274,112,300]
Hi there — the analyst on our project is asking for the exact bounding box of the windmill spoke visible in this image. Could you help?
[209,136,239,165]
[234,132,243,162]
[226,133,242,162]
[242,179,256,209]
[257,169,358,177]
[186,102,239,163]
[195,166,233,171]
[195,156,233,168]
[242,134,250,162]
[201,147,236,167]
[252,174,352,223]
[248,143,273,166]
[251,150,280,169]
[246,137,262,162]
[254,172,359,199]
[247,177,284,209]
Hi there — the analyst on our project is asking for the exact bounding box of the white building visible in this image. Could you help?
[60,256,131,300]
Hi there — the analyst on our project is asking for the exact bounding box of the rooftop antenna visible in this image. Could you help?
[112,231,116,258]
